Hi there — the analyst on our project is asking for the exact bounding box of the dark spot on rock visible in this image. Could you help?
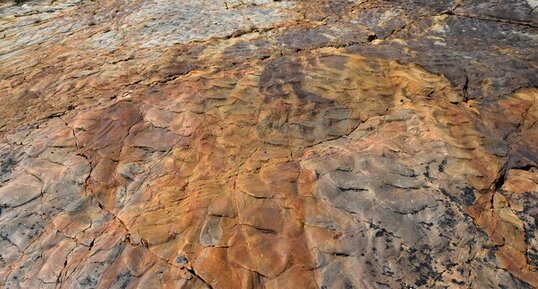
[462,187,476,206]
[176,255,188,264]
[528,252,538,268]
[0,154,17,183]
[438,159,447,172]
[113,271,132,289]
[415,277,427,286]
[79,275,98,287]
[486,247,497,262]
[423,165,431,179]
[440,188,460,204]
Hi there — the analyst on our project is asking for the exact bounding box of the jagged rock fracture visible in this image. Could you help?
[0,0,537,288]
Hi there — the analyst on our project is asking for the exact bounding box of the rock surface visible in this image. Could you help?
[0,0,537,288]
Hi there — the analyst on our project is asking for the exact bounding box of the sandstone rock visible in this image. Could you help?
[0,0,537,288]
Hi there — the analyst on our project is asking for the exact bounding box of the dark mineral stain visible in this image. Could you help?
[176,255,188,264]
[462,187,476,206]
[0,154,16,182]
[438,159,447,172]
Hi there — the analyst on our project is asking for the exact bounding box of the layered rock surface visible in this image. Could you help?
[0,0,537,288]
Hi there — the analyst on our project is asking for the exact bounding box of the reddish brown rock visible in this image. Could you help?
[0,0,537,289]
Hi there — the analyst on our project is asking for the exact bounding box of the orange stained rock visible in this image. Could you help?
[0,30,537,289]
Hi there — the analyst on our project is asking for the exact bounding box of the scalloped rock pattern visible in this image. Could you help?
[0,0,537,288]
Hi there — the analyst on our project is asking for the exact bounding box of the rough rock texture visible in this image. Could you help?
[0,0,537,288]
